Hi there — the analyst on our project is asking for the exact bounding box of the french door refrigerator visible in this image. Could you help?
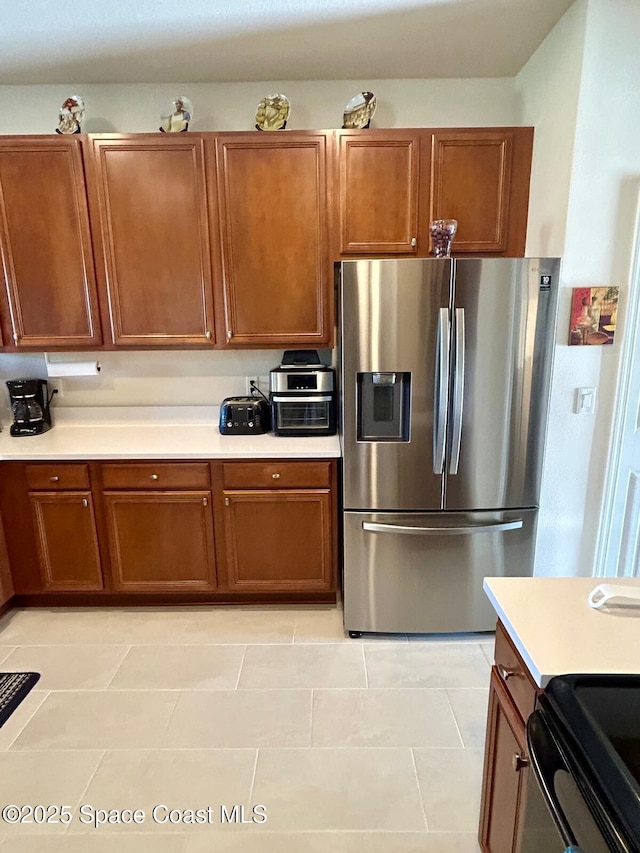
[341,258,560,635]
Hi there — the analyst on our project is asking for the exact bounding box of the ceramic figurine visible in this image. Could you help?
[342,92,376,129]
[56,95,85,134]
[255,94,290,131]
[159,96,193,133]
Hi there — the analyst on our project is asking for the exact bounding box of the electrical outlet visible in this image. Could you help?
[245,375,259,395]
[48,378,63,401]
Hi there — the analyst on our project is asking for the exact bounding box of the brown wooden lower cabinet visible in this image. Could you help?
[480,622,539,853]
[1,457,337,602]
[104,490,217,592]
[222,489,333,591]
[29,491,104,591]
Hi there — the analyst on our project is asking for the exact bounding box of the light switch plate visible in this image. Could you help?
[575,387,597,414]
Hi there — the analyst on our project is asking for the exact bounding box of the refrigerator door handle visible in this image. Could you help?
[362,519,524,536]
[449,307,465,474]
[433,307,450,475]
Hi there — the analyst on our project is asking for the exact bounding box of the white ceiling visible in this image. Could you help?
[3,0,574,84]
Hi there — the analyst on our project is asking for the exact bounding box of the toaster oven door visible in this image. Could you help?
[272,395,335,435]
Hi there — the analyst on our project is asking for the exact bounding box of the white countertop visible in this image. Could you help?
[0,407,341,460]
[484,577,640,687]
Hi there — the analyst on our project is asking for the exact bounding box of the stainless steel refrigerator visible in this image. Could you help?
[340,258,560,635]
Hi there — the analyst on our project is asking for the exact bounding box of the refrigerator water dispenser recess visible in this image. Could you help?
[356,372,411,441]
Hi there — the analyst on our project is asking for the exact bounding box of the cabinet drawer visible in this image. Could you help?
[26,464,90,491]
[222,461,331,490]
[494,620,538,722]
[101,463,210,490]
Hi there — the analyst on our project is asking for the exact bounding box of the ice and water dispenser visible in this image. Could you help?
[356,372,411,442]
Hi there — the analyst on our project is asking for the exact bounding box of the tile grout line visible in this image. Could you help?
[444,689,466,749]
[61,748,106,835]
[410,747,430,832]
[234,646,248,690]
[309,688,315,747]
[102,644,133,690]
[158,691,183,749]
[248,748,260,803]
[362,643,369,689]
[3,690,51,751]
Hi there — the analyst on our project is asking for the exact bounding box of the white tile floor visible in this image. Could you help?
[0,605,492,851]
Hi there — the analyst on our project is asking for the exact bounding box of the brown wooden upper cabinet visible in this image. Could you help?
[212,133,332,347]
[89,135,216,346]
[439,128,532,257]
[337,131,421,254]
[0,137,102,348]
[335,127,533,258]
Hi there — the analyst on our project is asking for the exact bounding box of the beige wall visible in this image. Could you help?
[522,0,640,577]
[0,78,518,135]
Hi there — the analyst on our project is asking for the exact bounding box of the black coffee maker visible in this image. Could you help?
[6,379,53,436]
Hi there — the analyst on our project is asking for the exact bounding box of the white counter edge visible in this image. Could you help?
[482,579,546,687]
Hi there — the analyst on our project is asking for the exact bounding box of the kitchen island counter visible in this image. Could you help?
[484,576,640,687]
[0,406,341,460]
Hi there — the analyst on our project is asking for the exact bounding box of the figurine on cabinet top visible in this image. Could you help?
[342,92,376,129]
[56,95,85,134]
[159,96,193,132]
[255,94,290,131]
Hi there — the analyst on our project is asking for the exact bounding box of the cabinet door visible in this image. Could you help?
[0,518,14,606]
[431,130,521,254]
[30,491,104,591]
[479,668,529,853]
[90,136,215,346]
[336,132,421,255]
[214,133,331,346]
[0,137,102,347]
[222,489,333,591]
[104,491,216,591]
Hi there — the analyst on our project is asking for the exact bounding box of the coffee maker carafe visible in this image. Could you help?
[6,379,52,436]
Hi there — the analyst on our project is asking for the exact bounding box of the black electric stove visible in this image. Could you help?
[524,675,640,852]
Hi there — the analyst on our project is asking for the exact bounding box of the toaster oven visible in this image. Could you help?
[269,351,337,437]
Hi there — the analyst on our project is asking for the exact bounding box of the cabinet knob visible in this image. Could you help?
[272,473,281,479]
[224,497,230,506]
[205,330,212,340]
[13,333,18,344]
[227,330,232,341]
[411,237,417,248]
[150,474,159,480]
[82,498,89,508]
[202,497,208,507]
[50,476,60,482]
[512,753,529,773]
[498,664,516,681]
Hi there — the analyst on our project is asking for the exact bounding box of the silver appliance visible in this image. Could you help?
[341,258,560,635]
[270,350,336,436]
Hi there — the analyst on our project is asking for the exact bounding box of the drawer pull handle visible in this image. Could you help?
[512,753,529,773]
[150,474,159,480]
[272,473,281,479]
[498,664,516,681]
[50,476,60,482]
[82,498,89,508]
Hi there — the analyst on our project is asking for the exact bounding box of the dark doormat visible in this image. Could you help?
[0,673,40,727]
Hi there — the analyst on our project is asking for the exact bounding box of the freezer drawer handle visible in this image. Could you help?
[433,307,450,475]
[362,519,523,536]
